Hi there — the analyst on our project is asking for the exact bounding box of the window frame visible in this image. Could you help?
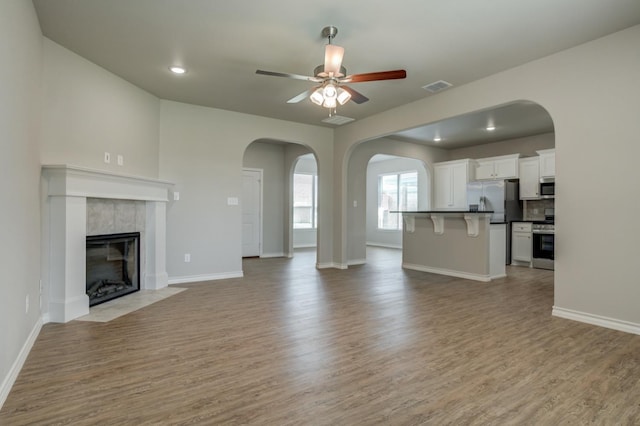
[292,172,318,229]
[377,170,418,231]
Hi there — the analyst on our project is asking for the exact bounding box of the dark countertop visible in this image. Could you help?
[391,210,495,214]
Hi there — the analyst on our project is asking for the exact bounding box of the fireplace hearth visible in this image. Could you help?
[86,232,140,306]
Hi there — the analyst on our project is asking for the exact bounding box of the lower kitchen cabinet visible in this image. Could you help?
[511,222,532,266]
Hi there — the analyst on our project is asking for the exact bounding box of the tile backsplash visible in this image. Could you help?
[524,199,555,221]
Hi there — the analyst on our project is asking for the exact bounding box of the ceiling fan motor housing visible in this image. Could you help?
[314,64,346,78]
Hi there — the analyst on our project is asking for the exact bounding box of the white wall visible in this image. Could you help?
[159,100,334,280]
[366,157,429,249]
[41,39,160,177]
[334,25,640,332]
[0,0,43,405]
[243,141,285,257]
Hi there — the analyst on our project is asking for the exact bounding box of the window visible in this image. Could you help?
[293,173,318,229]
[378,171,418,230]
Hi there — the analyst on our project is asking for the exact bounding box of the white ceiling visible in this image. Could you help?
[32,0,640,146]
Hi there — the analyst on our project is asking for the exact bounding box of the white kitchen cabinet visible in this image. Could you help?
[474,154,520,180]
[434,159,473,210]
[518,157,540,200]
[537,149,555,178]
[511,222,532,265]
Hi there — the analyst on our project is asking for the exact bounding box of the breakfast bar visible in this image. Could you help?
[395,211,506,281]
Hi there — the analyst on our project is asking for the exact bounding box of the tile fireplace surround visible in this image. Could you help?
[41,165,173,323]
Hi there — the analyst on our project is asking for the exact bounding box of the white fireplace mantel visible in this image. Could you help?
[41,165,174,323]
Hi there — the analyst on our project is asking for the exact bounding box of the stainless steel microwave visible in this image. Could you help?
[540,177,555,198]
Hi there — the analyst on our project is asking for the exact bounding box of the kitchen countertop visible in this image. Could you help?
[392,210,495,214]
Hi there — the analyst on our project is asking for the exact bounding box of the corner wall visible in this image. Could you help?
[159,101,333,281]
[0,0,44,406]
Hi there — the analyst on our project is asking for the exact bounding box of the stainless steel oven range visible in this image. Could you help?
[532,221,554,270]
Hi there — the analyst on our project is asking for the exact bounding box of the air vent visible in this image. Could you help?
[322,115,355,125]
[422,80,452,93]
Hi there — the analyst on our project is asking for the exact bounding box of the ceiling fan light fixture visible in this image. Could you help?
[323,97,337,109]
[337,87,351,105]
[324,44,345,77]
[323,83,337,100]
[310,88,324,106]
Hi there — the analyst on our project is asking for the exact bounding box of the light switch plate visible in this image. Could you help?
[104,152,111,164]
[173,191,180,201]
[117,155,124,166]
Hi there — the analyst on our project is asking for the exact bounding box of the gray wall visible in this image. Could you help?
[448,132,555,160]
[0,0,43,404]
[366,157,429,249]
[346,138,449,264]
[243,142,286,257]
[41,39,160,177]
[159,100,334,279]
[334,25,640,329]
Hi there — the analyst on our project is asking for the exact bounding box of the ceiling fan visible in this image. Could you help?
[256,26,407,115]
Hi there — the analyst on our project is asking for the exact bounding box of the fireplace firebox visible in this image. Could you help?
[86,232,140,306]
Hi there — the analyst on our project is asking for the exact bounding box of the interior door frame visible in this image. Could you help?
[242,167,263,257]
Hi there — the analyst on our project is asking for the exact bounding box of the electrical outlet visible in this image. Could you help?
[353,200,357,207]
[184,253,191,263]
[174,191,180,201]
[104,152,111,164]
[533,208,539,214]
[117,155,124,166]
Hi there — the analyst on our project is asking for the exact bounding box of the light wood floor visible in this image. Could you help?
[2,247,639,425]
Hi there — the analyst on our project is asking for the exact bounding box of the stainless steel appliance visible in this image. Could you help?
[532,208,555,270]
[467,179,523,264]
[540,177,555,198]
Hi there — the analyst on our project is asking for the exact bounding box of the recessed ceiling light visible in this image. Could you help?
[169,66,186,75]
[486,125,496,131]
[434,137,442,142]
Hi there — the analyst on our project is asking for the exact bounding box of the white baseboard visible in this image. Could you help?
[1,318,42,409]
[168,271,243,284]
[260,252,285,258]
[347,259,366,266]
[293,244,317,249]
[366,242,402,249]
[316,262,348,270]
[402,263,491,282]
[552,306,640,335]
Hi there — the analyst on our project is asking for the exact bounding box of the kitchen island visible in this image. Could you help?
[395,211,506,281]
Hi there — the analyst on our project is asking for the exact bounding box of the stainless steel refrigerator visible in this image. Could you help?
[467,179,523,264]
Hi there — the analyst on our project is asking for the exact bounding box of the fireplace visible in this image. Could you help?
[42,165,172,323]
[86,232,140,306]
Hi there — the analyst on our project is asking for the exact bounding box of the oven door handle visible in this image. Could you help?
[532,230,555,235]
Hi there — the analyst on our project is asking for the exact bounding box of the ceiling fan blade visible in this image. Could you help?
[256,69,322,83]
[341,86,369,104]
[286,88,318,104]
[324,44,345,76]
[340,69,407,83]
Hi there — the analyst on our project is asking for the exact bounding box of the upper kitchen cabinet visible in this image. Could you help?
[519,156,540,200]
[537,149,555,178]
[474,154,520,180]
[434,159,474,210]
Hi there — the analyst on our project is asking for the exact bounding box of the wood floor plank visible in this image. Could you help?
[1,247,639,425]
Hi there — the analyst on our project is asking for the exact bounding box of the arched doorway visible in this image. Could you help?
[242,139,320,266]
